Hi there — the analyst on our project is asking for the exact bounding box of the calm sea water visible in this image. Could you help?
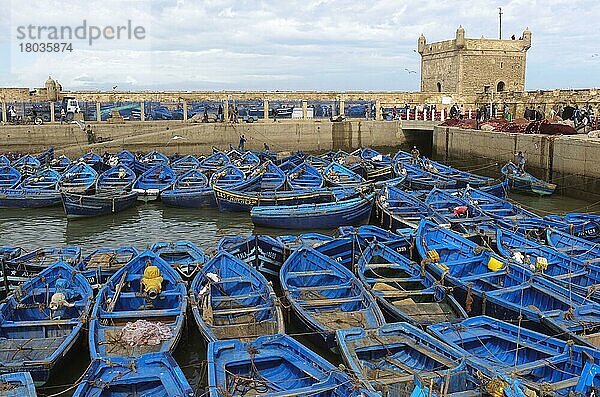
[1,173,598,395]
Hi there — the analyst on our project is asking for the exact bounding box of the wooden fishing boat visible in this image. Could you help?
[216,234,285,279]
[397,163,459,190]
[213,184,338,212]
[336,225,414,258]
[375,185,446,230]
[18,168,60,190]
[575,363,600,396]
[77,152,105,172]
[151,240,209,281]
[0,155,9,167]
[0,188,62,208]
[116,149,136,170]
[480,178,510,198]
[546,227,600,263]
[280,246,385,349]
[11,155,41,178]
[425,187,489,233]
[242,160,286,191]
[190,251,284,342]
[278,233,334,253]
[336,323,484,397]
[233,151,261,174]
[2,246,81,293]
[0,261,93,384]
[286,161,323,189]
[251,192,374,229]
[132,164,176,202]
[171,154,200,175]
[416,219,600,347]
[200,151,231,172]
[306,154,331,171]
[80,246,139,288]
[141,149,169,167]
[323,161,365,186]
[208,334,377,397]
[49,155,71,173]
[429,316,600,397]
[495,227,600,302]
[72,353,193,397]
[96,163,136,192]
[89,250,187,358]
[61,190,138,218]
[57,163,98,193]
[0,372,37,396]
[161,169,215,208]
[0,166,21,189]
[502,161,556,196]
[35,147,54,164]
[0,247,22,261]
[420,157,495,188]
[209,164,245,188]
[544,212,600,242]
[357,241,467,325]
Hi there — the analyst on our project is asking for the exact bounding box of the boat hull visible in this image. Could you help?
[0,189,61,208]
[213,185,335,212]
[62,191,138,218]
[161,188,216,208]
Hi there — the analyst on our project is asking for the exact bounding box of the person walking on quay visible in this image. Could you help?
[364,105,370,120]
[515,151,526,172]
[86,125,96,144]
[217,104,223,122]
[410,146,420,165]
[8,106,17,123]
[238,134,247,151]
[263,142,270,151]
[60,107,66,124]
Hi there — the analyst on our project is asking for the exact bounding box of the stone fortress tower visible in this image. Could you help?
[418,26,531,95]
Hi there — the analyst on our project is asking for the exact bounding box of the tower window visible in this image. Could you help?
[500,62,503,69]
[497,81,505,92]
[437,82,442,92]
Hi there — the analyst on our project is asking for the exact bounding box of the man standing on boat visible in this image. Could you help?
[515,151,526,172]
[239,134,247,151]
[410,146,420,164]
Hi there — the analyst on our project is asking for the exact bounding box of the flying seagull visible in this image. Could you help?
[405,68,417,74]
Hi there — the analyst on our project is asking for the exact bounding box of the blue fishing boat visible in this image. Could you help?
[72,353,193,397]
[420,157,495,188]
[576,363,600,396]
[429,316,600,397]
[233,151,261,174]
[357,241,467,325]
[49,155,71,173]
[336,225,414,258]
[286,161,323,189]
[3,246,81,292]
[375,185,446,230]
[116,149,136,169]
[161,168,215,208]
[0,261,93,384]
[141,149,170,167]
[545,212,600,242]
[89,250,187,358]
[242,160,286,191]
[495,227,600,302]
[0,188,62,208]
[481,178,510,198]
[96,163,136,192]
[132,164,176,202]
[0,247,22,261]
[0,166,21,189]
[398,163,459,190]
[18,168,60,190]
[190,251,284,342]
[151,240,209,280]
[77,152,104,172]
[278,233,334,251]
[35,147,54,164]
[171,154,201,175]
[208,334,377,397]
[0,155,9,166]
[336,323,484,397]
[306,155,331,171]
[251,192,374,229]
[358,147,394,164]
[61,190,138,218]
[425,187,489,232]
[502,161,556,195]
[416,219,600,347]
[213,184,338,212]
[546,227,600,263]
[57,163,98,193]
[217,234,285,279]
[323,161,365,186]
[11,155,41,178]
[0,372,37,396]
[80,246,139,288]
[280,246,385,348]
[209,164,245,188]
[201,151,231,172]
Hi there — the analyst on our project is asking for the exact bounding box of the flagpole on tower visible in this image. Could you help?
[499,7,503,39]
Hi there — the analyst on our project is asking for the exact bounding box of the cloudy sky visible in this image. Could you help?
[0,0,598,91]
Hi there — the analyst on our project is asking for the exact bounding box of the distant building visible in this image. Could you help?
[418,26,531,95]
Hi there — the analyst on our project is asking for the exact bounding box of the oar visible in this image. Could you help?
[106,271,127,313]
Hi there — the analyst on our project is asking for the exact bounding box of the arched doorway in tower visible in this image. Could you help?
[497,81,505,92]
[437,82,442,92]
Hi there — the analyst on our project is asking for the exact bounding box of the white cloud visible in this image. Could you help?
[1,0,599,90]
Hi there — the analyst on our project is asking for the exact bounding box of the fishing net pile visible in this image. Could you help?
[119,319,172,346]
[440,118,578,135]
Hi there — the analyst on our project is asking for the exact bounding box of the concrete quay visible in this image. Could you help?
[0,120,437,158]
[433,126,600,197]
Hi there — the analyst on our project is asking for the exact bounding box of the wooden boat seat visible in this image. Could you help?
[1,318,77,327]
[210,292,267,303]
[288,270,336,277]
[554,270,589,280]
[113,291,181,298]
[212,305,271,316]
[100,308,180,319]
[301,296,363,306]
[292,283,352,292]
